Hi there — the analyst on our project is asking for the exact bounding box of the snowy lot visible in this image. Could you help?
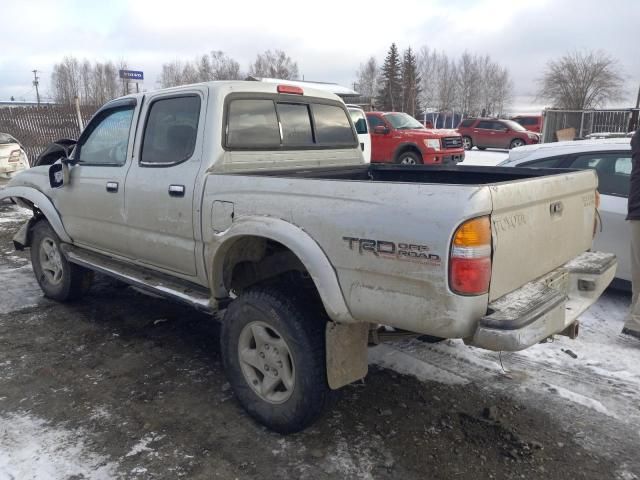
[0,154,638,479]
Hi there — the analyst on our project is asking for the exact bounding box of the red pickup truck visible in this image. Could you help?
[366,111,465,165]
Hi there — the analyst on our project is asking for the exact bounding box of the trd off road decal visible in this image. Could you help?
[343,237,441,265]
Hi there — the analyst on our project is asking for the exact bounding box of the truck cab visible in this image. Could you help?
[366,111,465,165]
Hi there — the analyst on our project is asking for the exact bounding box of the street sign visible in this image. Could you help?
[119,70,144,81]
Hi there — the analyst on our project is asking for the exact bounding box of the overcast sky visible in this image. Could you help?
[1,0,639,112]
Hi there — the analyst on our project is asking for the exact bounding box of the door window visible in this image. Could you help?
[570,152,631,197]
[77,107,134,165]
[349,109,368,134]
[476,120,494,130]
[141,95,201,165]
[521,157,566,168]
[366,115,385,129]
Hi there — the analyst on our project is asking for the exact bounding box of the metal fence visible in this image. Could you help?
[0,104,99,164]
[541,108,639,143]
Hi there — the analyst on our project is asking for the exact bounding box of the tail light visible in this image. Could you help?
[449,216,492,295]
[8,150,21,163]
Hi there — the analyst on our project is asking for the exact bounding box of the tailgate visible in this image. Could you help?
[489,170,597,301]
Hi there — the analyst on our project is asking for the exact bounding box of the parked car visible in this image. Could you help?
[511,115,543,133]
[1,81,615,433]
[366,111,465,165]
[0,133,29,178]
[457,118,540,150]
[499,138,632,286]
[347,105,371,163]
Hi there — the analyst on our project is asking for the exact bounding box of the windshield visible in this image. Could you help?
[384,113,425,130]
[502,120,527,132]
[0,133,18,144]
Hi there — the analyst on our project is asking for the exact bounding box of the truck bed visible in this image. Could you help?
[227,164,574,185]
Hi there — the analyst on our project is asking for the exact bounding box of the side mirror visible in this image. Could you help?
[48,158,72,188]
[374,125,390,135]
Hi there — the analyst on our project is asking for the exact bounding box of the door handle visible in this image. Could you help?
[169,184,185,197]
[106,181,118,193]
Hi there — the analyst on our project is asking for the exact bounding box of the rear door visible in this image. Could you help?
[488,170,598,300]
[473,120,495,148]
[568,151,631,281]
[124,87,207,277]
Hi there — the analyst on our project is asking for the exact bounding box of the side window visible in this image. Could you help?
[367,115,385,129]
[312,104,357,145]
[277,103,314,146]
[349,109,368,134]
[521,157,565,168]
[570,153,631,197]
[477,120,493,129]
[141,96,200,165]
[78,107,134,165]
[492,122,508,131]
[459,119,475,128]
[226,99,280,148]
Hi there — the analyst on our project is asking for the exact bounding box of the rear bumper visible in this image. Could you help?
[467,251,616,351]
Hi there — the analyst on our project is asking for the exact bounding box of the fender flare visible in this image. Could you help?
[0,186,71,243]
[210,216,355,324]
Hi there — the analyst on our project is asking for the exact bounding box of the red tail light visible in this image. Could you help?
[449,216,492,295]
[277,85,303,95]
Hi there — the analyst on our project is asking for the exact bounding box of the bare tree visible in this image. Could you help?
[249,50,299,80]
[355,56,378,99]
[160,51,243,88]
[456,51,482,116]
[536,50,624,109]
[209,51,241,80]
[434,53,457,112]
[417,46,438,111]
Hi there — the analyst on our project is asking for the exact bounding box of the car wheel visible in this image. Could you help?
[30,220,93,301]
[396,151,422,165]
[462,136,473,150]
[220,286,330,434]
[509,138,525,149]
[477,146,487,151]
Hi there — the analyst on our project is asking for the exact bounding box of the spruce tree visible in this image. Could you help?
[401,47,422,117]
[376,43,402,111]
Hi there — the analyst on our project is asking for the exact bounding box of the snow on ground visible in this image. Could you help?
[461,148,509,166]
[0,412,117,480]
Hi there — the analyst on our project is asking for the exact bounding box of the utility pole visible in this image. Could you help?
[32,69,40,106]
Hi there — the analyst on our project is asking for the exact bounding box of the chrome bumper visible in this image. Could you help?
[468,251,616,351]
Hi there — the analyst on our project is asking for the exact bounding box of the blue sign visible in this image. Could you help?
[119,70,144,81]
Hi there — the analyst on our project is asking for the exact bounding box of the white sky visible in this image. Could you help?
[1,0,639,112]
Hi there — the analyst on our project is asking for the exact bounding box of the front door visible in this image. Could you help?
[124,88,207,278]
[367,115,395,162]
[52,100,137,257]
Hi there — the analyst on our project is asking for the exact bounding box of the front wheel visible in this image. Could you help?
[220,286,329,433]
[509,138,525,149]
[30,220,93,301]
[462,136,473,150]
[396,151,422,165]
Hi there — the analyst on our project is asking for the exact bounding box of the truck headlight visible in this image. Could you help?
[423,139,441,151]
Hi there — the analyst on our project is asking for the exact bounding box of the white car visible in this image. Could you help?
[499,138,632,286]
[347,105,371,163]
[0,133,29,178]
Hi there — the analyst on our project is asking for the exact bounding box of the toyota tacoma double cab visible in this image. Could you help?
[1,81,615,433]
[366,111,465,165]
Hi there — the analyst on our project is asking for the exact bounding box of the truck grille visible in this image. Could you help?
[443,136,462,149]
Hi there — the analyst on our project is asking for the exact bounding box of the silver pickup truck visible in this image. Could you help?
[0,81,615,433]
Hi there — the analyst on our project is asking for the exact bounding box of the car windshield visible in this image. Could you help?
[503,120,527,132]
[0,133,18,144]
[384,113,425,130]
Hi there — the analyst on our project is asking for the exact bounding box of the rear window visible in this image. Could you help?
[349,109,368,134]
[459,119,475,128]
[313,104,356,145]
[226,98,356,149]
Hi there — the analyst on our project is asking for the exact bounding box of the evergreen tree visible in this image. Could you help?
[401,47,421,117]
[376,43,402,111]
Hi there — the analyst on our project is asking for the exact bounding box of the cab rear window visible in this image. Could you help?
[226,98,356,149]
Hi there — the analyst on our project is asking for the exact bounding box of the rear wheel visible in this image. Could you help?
[220,286,329,433]
[509,138,525,149]
[396,151,422,165]
[30,220,92,301]
[477,146,487,150]
[462,136,473,150]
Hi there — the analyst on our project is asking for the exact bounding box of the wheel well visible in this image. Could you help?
[222,236,316,295]
[394,144,422,162]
